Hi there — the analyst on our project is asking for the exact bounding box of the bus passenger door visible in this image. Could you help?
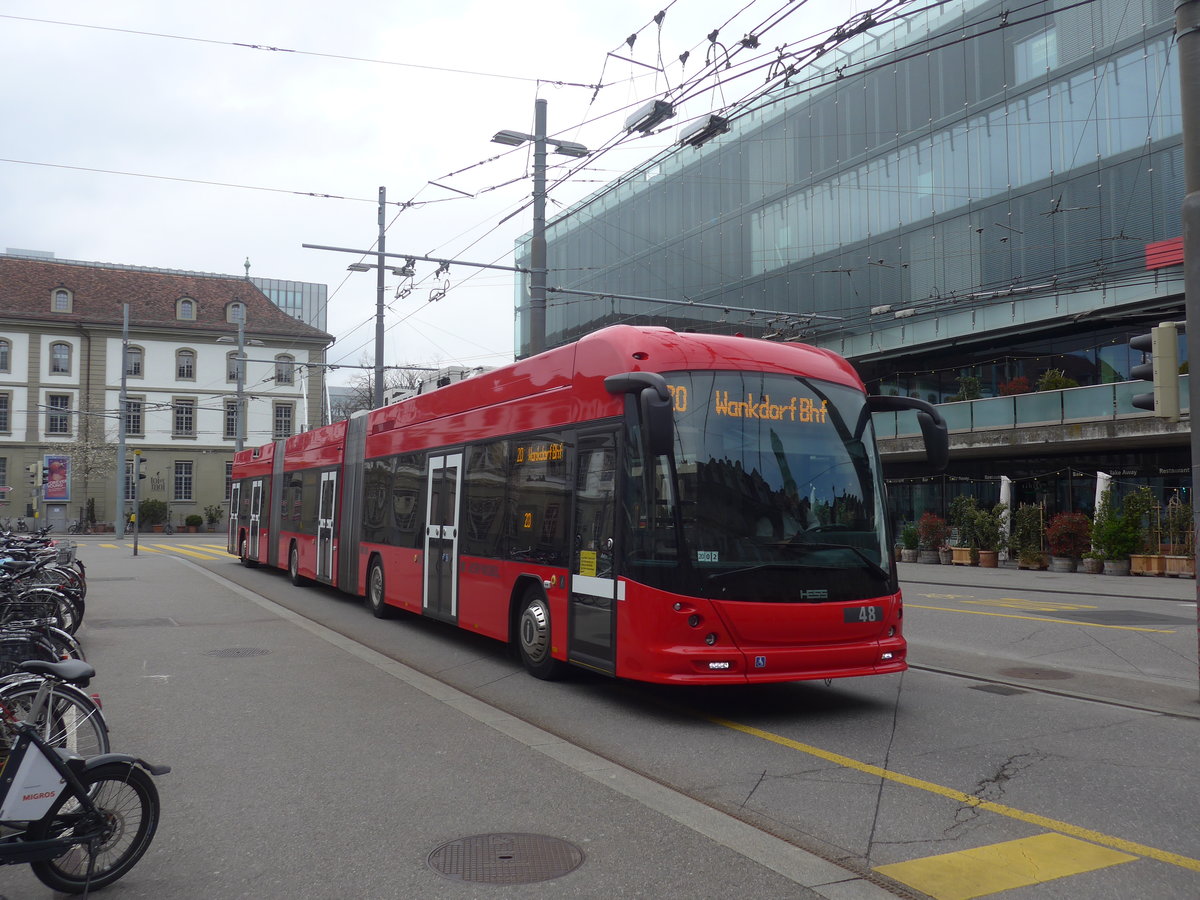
[317,471,337,581]
[423,453,462,623]
[248,480,263,559]
[569,433,618,675]
[228,483,241,554]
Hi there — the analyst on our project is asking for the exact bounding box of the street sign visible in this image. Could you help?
[0,486,11,493]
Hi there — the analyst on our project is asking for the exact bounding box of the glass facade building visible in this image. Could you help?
[524,0,1188,523]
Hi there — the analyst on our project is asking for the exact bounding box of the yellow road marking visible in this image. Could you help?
[707,716,1200,872]
[874,833,1137,899]
[963,597,1096,612]
[908,604,1175,634]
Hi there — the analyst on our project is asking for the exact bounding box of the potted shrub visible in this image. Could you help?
[138,498,169,533]
[948,495,979,565]
[184,514,204,533]
[204,504,225,533]
[969,502,1009,568]
[998,375,1031,396]
[1163,496,1195,577]
[1092,486,1154,575]
[1036,368,1079,391]
[916,512,949,564]
[1045,512,1091,572]
[1011,504,1047,569]
[1080,551,1104,574]
[899,523,919,562]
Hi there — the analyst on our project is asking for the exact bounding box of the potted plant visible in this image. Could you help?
[1011,504,1047,569]
[899,523,919,562]
[969,502,1009,568]
[204,504,225,533]
[1080,551,1104,574]
[1092,486,1154,575]
[948,495,979,565]
[916,512,949,564]
[1045,511,1091,572]
[138,498,169,533]
[184,514,204,533]
[1163,496,1195,577]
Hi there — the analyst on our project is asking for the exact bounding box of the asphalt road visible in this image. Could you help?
[4,537,1197,899]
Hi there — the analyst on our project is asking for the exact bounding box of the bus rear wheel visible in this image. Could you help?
[239,535,257,568]
[288,544,307,586]
[517,589,567,680]
[367,560,395,618]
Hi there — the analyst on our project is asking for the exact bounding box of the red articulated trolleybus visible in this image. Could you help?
[229,325,948,684]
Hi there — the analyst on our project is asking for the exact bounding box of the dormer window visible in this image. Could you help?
[227,301,246,325]
[177,298,196,321]
[51,288,72,313]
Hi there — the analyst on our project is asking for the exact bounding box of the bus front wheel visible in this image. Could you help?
[517,589,567,680]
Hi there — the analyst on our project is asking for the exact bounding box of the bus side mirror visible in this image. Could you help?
[867,395,949,473]
[605,371,675,457]
[640,387,674,457]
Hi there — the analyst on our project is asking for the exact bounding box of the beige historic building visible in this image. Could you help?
[0,252,332,532]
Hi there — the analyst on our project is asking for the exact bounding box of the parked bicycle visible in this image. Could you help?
[0,658,166,893]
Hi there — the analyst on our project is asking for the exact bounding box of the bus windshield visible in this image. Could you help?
[625,371,894,603]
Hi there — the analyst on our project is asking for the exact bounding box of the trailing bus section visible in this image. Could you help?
[229,325,947,684]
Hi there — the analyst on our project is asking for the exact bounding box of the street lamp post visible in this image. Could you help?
[217,317,263,453]
[493,99,588,356]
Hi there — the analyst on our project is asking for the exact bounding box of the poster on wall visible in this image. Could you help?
[44,454,70,502]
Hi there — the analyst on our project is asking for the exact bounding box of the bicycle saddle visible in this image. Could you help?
[17,658,96,686]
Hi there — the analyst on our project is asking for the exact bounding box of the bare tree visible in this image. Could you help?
[330,354,437,420]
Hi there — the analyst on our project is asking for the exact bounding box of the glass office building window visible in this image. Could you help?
[530,0,1182,359]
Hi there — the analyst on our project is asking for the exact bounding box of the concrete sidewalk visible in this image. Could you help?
[899,559,1198,602]
[3,540,904,899]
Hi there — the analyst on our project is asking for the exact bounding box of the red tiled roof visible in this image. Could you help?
[0,256,332,344]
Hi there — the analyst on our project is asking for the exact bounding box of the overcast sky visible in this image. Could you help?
[2,0,849,385]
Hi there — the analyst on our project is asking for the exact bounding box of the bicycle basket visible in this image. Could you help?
[0,631,57,677]
[55,541,77,565]
[0,597,62,626]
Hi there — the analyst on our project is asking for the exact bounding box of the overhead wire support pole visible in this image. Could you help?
[530,98,549,355]
[1175,0,1200,697]
[375,186,386,409]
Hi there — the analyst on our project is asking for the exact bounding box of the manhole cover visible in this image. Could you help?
[427,833,584,884]
[204,647,270,658]
[998,667,1074,681]
[969,684,1028,696]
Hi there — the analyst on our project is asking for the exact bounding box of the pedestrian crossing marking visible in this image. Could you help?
[874,832,1136,899]
[143,543,228,560]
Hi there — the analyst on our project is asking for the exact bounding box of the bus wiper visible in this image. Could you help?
[783,540,891,582]
[706,564,793,582]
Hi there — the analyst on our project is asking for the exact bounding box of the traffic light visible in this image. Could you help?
[25,463,37,486]
[1131,321,1182,421]
[41,463,49,484]
[137,456,147,480]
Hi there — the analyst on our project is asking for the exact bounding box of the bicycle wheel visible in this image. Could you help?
[30,762,160,894]
[0,679,109,757]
